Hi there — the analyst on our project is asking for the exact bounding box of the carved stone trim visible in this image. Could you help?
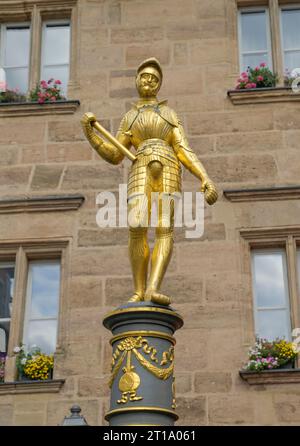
[239,226,300,241]
[0,194,85,214]
[227,87,300,105]
[224,186,300,202]
[236,0,269,6]
[0,379,65,394]
[240,369,300,385]
[0,0,77,12]
[0,100,80,117]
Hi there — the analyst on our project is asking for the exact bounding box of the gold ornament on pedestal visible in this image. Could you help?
[81,58,218,307]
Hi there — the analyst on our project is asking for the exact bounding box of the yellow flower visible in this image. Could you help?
[22,350,54,380]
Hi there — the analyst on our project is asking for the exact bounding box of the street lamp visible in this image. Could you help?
[60,405,88,426]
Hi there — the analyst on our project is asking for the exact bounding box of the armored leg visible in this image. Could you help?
[128,194,150,302]
[145,196,174,305]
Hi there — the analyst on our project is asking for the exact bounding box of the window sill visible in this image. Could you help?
[0,193,85,214]
[227,87,300,105]
[0,379,65,395]
[0,100,80,117]
[240,369,300,385]
[224,185,300,202]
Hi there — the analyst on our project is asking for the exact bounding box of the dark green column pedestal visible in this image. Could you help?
[103,302,184,426]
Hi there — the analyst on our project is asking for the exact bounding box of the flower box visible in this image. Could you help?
[227,87,300,105]
[227,63,300,104]
[0,100,80,117]
[0,353,6,383]
[240,368,300,385]
[242,338,298,373]
[14,345,54,381]
[0,78,80,116]
[234,63,278,90]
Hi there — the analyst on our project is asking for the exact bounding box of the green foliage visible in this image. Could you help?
[14,344,54,380]
[29,79,65,104]
[243,337,298,372]
[236,63,278,89]
[284,69,300,87]
[0,89,26,103]
[0,353,5,382]
[0,78,65,104]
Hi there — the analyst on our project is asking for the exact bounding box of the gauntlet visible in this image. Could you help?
[81,112,124,165]
[201,177,218,205]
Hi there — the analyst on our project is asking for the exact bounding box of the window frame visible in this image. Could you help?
[279,3,300,74]
[22,258,61,355]
[0,22,31,93]
[238,6,273,73]
[235,1,300,88]
[0,261,15,354]
[239,228,300,356]
[0,238,70,382]
[0,0,78,99]
[40,19,71,95]
[297,248,300,290]
[251,248,293,340]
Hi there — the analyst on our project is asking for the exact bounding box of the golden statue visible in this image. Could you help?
[81,58,218,306]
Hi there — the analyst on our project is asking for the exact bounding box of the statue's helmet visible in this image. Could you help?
[136,57,163,87]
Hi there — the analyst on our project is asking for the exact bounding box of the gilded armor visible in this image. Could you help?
[81,57,218,307]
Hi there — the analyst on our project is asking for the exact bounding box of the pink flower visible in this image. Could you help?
[241,72,248,78]
[257,75,264,82]
[38,98,44,104]
[260,62,266,67]
[255,66,260,71]
[50,96,56,102]
[40,80,48,89]
[245,83,253,89]
[251,83,257,88]
[54,80,61,85]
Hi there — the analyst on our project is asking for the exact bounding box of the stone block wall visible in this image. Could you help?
[0,0,300,426]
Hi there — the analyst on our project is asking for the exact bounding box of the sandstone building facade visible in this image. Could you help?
[0,0,300,425]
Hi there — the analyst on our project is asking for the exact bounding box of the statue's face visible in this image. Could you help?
[136,70,161,97]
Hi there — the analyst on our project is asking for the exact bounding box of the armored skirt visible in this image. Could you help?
[127,138,182,198]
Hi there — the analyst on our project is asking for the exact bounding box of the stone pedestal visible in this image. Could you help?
[103,302,184,426]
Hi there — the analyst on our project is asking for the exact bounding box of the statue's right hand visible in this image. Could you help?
[81,112,97,127]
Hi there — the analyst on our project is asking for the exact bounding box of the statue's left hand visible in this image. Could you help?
[200,178,218,205]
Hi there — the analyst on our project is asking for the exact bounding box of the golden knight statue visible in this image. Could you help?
[81,58,218,307]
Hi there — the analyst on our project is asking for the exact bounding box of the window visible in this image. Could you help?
[41,21,70,95]
[0,238,69,382]
[280,6,300,73]
[238,8,272,72]
[0,263,14,353]
[0,24,30,93]
[240,227,300,346]
[0,1,76,98]
[297,248,300,286]
[238,3,300,83]
[23,260,61,355]
[252,249,292,340]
